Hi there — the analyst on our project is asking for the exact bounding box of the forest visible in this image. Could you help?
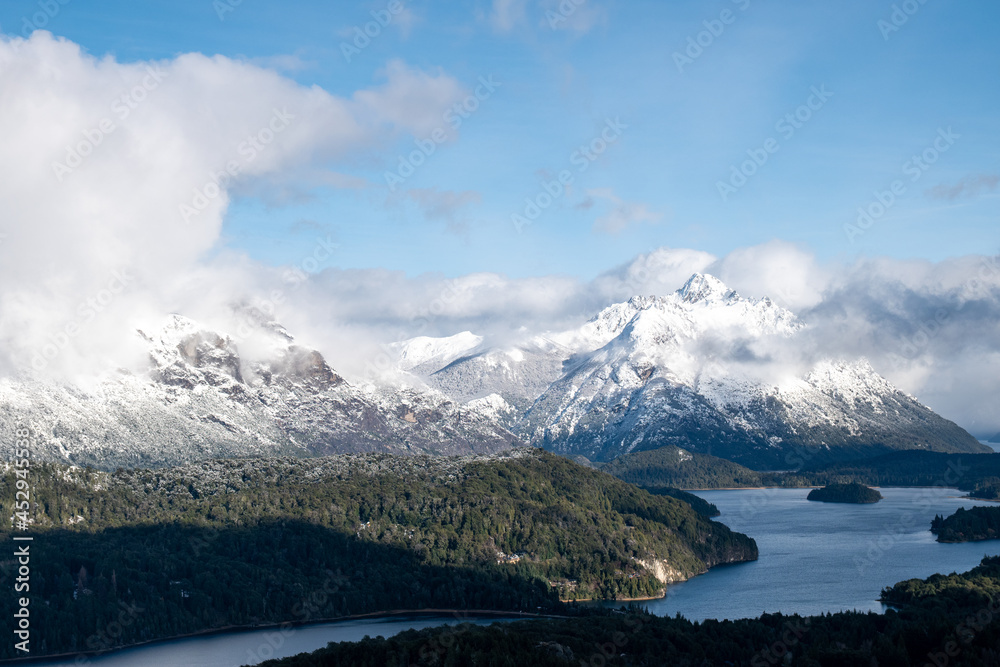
[931,506,1000,543]
[806,483,883,504]
[259,556,1000,667]
[604,445,1000,492]
[0,449,756,659]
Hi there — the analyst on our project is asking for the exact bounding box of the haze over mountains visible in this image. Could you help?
[0,313,519,468]
[398,273,986,468]
[0,273,986,470]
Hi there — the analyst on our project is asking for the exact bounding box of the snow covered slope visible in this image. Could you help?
[0,313,520,469]
[404,274,987,469]
[1,274,984,471]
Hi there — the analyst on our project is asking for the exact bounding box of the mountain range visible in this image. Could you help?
[0,313,518,468]
[399,273,986,469]
[0,274,986,470]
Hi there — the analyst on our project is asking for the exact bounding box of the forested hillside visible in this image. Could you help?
[0,449,755,659]
[601,446,778,489]
[603,446,1000,492]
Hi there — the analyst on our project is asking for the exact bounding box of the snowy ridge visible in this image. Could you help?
[401,273,985,468]
[0,313,521,469]
[0,274,985,471]
[391,331,483,372]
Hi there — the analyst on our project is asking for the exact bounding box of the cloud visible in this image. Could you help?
[489,0,529,32]
[925,173,1000,201]
[246,53,312,73]
[582,188,662,234]
[540,0,605,33]
[0,32,463,378]
[792,253,1000,436]
[352,59,469,138]
[1,34,997,438]
[276,244,1000,437]
[709,240,828,310]
[591,247,717,301]
[392,5,420,38]
[405,188,482,235]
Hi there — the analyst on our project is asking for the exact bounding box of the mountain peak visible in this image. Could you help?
[677,273,735,304]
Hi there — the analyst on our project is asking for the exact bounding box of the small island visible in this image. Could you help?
[807,482,882,504]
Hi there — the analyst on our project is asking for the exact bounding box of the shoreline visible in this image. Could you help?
[3,609,567,665]
[682,485,977,492]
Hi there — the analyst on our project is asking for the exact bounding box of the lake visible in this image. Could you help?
[27,615,527,667]
[28,487,999,665]
[593,486,1000,621]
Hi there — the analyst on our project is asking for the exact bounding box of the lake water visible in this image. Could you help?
[593,486,1000,621]
[27,616,525,667]
[29,487,1000,665]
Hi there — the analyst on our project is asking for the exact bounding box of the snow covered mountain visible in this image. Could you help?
[0,313,520,469]
[403,274,987,469]
[1,274,984,471]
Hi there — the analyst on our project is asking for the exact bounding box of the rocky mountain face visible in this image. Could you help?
[0,314,520,469]
[0,274,985,471]
[402,274,987,469]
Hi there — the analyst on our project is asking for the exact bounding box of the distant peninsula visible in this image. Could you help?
[807,483,882,504]
[932,506,1000,542]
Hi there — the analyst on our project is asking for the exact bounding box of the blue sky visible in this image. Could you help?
[3,0,997,280]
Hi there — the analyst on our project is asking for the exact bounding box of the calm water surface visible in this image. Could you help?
[600,486,1000,621]
[28,616,523,667]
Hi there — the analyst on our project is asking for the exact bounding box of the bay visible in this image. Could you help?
[604,486,1000,621]
[26,615,524,667]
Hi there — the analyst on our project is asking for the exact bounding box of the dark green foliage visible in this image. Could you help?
[605,446,1000,493]
[931,506,1000,542]
[798,451,997,489]
[882,556,1000,611]
[0,450,755,659]
[807,483,882,504]
[969,478,1000,500]
[601,446,777,489]
[261,557,1000,667]
[644,487,720,517]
